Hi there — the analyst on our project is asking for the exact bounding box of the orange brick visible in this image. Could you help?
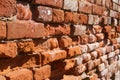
[67,46,81,57]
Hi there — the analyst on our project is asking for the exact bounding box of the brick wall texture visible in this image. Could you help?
[0,0,120,80]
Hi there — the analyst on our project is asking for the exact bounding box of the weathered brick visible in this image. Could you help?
[0,21,6,39]
[7,20,46,39]
[79,45,88,53]
[80,35,88,44]
[33,65,51,80]
[17,41,34,53]
[72,25,86,36]
[93,59,101,67]
[93,25,102,34]
[100,68,108,76]
[87,60,94,71]
[93,4,104,15]
[59,36,72,48]
[0,0,17,17]
[78,0,92,13]
[0,42,17,58]
[88,34,97,43]
[107,32,116,39]
[75,64,86,75]
[41,50,67,65]
[82,53,91,63]
[116,26,120,32]
[67,46,81,57]
[17,3,32,20]
[33,6,52,22]
[52,9,64,23]
[33,0,63,8]
[108,52,115,58]
[87,42,99,52]
[90,51,98,59]
[6,69,33,80]
[64,58,76,70]
[96,33,104,41]
[103,26,112,33]
[79,14,88,24]
[97,63,106,72]
[95,0,102,5]
[63,0,78,11]
[64,12,79,24]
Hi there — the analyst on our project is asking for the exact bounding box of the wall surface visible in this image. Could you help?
[0,0,120,80]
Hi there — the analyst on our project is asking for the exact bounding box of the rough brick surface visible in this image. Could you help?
[6,69,33,80]
[0,0,120,80]
[0,0,17,17]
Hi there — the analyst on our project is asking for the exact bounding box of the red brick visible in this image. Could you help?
[6,69,33,80]
[17,41,34,53]
[67,46,81,57]
[107,32,116,39]
[63,0,78,11]
[41,50,67,65]
[110,39,117,44]
[34,0,63,8]
[87,0,94,3]
[33,65,51,80]
[52,9,64,23]
[64,12,79,24]
[0,0,17,17]
[54,24,70,35]
[80,35,88,44]
[7,20,46,39]
[33,6,52,22]
[0,21,6,39]
[103,26,112,33]
[96,33,104,41]
[71,36,81,45]
[105,0,112,9]
[72,25,86,36]
[17,3,32,20]
[59,36,72,48]
[0,42,17,58]
[75,64,86,75]
[64,59,76,70]
[79,14,88,24]
[116,26,120,32]
[45,24,70,36]
[93,5,105,15]
[93,25,102,34]
[78,0,92,13]
[95,0,102,5]
[88,34,97,43]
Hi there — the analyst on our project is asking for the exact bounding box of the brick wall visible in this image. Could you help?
[0,0,120,80]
